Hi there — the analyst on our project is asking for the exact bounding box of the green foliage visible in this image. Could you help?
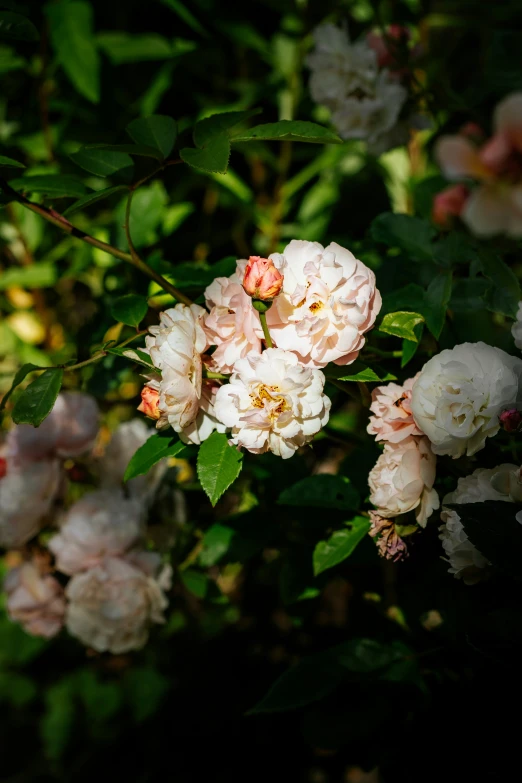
[70,147,134,178]
[231,120,342,144]
[313,516,371,576]
[278,475,360,511]
[12,368,63,426]
[379,311,425,342]
[0,10,38,42]
[46,1,99,103]
[371,213,435,262]
[110,294,148,327]
[327,361,397,383]
[126,115,177,158]
[7,174,89,198]
[124,431,186,481]
[197,431,243,506]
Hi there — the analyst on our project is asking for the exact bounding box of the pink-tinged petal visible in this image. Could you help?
[435,136,491,180]
[432,184,469,228]
[479,133,512,173]
[494,92,522,150]
[462,185,511,236]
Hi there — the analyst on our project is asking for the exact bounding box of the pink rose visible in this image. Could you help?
[5,559,65,638]
[367,375,423,444]
[242,256,283,301]
[368,436,439,526]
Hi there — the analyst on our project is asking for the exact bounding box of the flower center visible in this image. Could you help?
[250,384,289,420]
[309,301,323,314]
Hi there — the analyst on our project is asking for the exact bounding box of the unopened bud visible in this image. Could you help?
[499,407,522,433]
[242,256,283,301]
[432,184,469,229]
[138,386,161,420]
[0,457,7,480]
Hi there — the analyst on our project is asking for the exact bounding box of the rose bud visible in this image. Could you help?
[242,256,283,302]
[432,184,469,229]
[137,385,161,421]
[499,407,522,433]
[0,457,7,480]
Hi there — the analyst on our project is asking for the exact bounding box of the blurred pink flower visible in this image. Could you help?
[5,559,65,638]
[432,184,469,228]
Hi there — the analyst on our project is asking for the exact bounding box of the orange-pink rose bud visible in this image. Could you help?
[138,386,161,421]
[242,256,283,301]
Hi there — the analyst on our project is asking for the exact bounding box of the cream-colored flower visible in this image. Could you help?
[411,342,522,458]
[65,555,170,654]
[367,374,422,443]
[512,301,522,349]
[144,304,208,433]
[204,266,263,373]
[5,559,65,638]
[0,453,61,548]
[439,465,516,584]
[48,489,142,575]
[266,240,381,368]
[368,436,439,526]
[214,347,331,459]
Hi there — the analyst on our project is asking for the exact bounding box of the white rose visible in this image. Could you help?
[411,342,522,458]
[48,489,142,575]
[368,436,439,526]
[7,392,99,460]
[5,559,65,639]
[439,465,516,584]
[512,301,522,349]
[144,303,208,433]
[214,347,331,459]
[266,240,382,368]
[204,266,263,374]
[0,454,61,548]
[65,555,170,654]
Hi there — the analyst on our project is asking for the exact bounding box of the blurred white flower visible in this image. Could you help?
[65,555,170,654]
[5,558,65,639]
[266,240,381,368]
[512,301,522,349]
[204,265,263,374]
[214,347,331,459]
[411,342,522,458]
[368,436,439,526]
[367,374,422,443]
[49,489,142,575]
[440,465,516,584]
[306,24,407,152]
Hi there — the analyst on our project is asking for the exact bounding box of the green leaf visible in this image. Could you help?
[7,175,89,199]
[278,475,360,511]
[423,271,452,338]
[249,638,400,714]
[232,120,342,144]
[327,360,397,383]
[448,500,522,580]
[432,232,478,268]
[199,524,235,567]
[115,181,167,248]
[46,1,99,103]
[83,143,164,160]
[69,147,134,178]
[124,431,186,481]
[160,0,208,36]
[180,569,208,599]
[371,213,435,262]
[381,283,426,316]
[0,154,24,168]
[0,363,42,413]
[97,32,196,64]
[41,680,75,761]
[62,185,128,217]
[0,263,56,290]
[0,11,38,41]
[313,517,371,576]
[194,109,261,147]
[110,294,148,327]
[126,115,177,158]
[12,368,63,426]
[180,133,231,175]
[478,249,521,319]
[401,322,424,367]
[124,667,169,723]
[379,311,425,342]
[107,346,155,371]
[197,431,243,506]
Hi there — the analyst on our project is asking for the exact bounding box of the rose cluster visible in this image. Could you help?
[366,338,522,580]
[0,395,171,653]
[138,239,382,460]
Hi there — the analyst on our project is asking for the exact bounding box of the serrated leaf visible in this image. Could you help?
[232,120,342,144]
[180,132,231,174]
[401,322,424,367]
[7,175,89,198]
[313,517,370,576]
[0,154,24,168]
[371,213,435,262]
[82,143,164,160]
[0,10,38,41]
[110,294,148,327]
[126,115,177,158]
[278,475,360,511]
[62,185,128,217]
[12,368,63,426]
[448,500,522,580]
[124,431,186,481]
[478,249,521,319]
[197,431,243,506]
[379,311,424,342]
[327,360,397,383]
[69,147,134,178]
[46,1,99,103]
[194,109,261,147]
[0,263,56,290]
[0,363,43,413]
[423,271,452,338]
